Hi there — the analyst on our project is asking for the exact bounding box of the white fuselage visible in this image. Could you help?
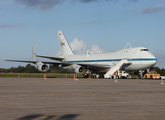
[62,47,157,72]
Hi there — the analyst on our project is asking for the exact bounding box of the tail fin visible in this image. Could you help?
[57,31,74,56]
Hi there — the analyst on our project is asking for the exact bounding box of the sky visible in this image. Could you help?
[0,0,165,69]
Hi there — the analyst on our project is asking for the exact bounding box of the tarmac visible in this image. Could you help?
[0,78,165,120]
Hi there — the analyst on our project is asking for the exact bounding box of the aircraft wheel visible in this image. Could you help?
[93,75,96,78]
[100,74,104,78]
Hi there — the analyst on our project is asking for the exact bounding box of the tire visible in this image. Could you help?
[100,74,104,78]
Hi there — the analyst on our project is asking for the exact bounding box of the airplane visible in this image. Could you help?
[5,31,157,78]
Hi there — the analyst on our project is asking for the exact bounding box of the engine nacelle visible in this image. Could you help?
[38,64,48,72]
[75,66,85,74]
[35,62,49,72]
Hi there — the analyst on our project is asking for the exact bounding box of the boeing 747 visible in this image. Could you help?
[6,31,157,78]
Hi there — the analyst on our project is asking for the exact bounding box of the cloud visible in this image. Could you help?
[14,0,117,10]
[141,5,165,14]
[0,23,24,28]
[77,0,97,3]
[69,38,106,54]
[14,0,64,11]
[129,0,139,2]
[69,38,88,54]
[91,44,106,53]
[73,0,115,3]
[56,38,106,56]
[77,0,119,3]
[105,0,114,1]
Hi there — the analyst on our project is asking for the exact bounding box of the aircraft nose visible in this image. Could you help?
[151,58,157,66]
[149,52,157,66]
[153,60,157,65]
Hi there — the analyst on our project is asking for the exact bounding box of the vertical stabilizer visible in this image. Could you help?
[32,46,35,61]
[58,31,74,56]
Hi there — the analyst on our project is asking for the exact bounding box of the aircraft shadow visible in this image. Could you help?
[16,114,80,120]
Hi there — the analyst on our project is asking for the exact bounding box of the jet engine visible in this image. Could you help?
[38,64,48,72]
[36,62,48,72]
[75,66,85,74]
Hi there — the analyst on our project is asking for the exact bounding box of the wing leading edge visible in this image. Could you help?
[5,59,111,73]
[5,60,70,66]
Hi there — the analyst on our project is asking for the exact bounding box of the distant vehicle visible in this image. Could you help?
[6,31,157,78]
[119,71,131,79]
[144,72,160,79]
[144,69,165,80]
[160,76,165,80]
[104,71,131,79]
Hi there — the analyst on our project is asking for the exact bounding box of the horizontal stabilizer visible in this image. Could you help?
[36,55,64,61]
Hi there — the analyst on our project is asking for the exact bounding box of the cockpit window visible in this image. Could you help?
[140,49,149,51]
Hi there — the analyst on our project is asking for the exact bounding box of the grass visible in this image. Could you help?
[130,75,139,79]
[0,73,138,79]
[0,73,84,78]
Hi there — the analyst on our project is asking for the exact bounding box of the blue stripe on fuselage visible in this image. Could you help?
[63,58,157,63]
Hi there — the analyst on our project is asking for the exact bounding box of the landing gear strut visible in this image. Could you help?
[139,70,143,79]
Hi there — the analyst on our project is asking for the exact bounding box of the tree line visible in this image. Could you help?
[1,64,165,75]
[0,64,73,73]
[153,67,165,76]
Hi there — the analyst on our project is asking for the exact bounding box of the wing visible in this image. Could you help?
[5,60,111,73]
[5,60,71,66]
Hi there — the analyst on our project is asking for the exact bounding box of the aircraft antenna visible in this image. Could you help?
[87,50,93,56]
[124,43,132,50]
